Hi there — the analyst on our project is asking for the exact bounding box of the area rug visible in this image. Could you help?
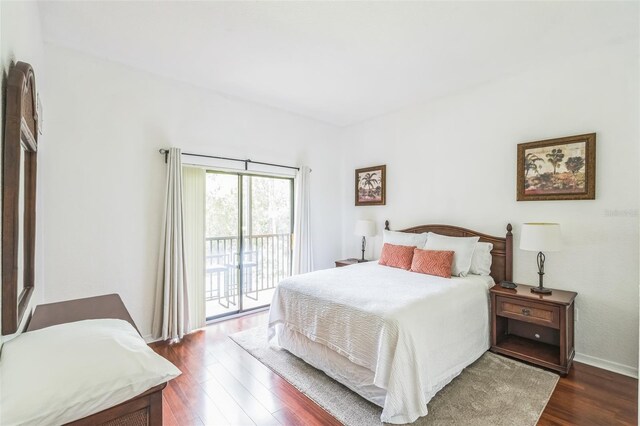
[229,326,559,425]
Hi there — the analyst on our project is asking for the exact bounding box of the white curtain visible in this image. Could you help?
[292,166,313,274]
[182,166,206,330]
[152,148,190,340]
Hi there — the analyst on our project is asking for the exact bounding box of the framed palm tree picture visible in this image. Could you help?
[355,165,386,206]
[517,133,596,201]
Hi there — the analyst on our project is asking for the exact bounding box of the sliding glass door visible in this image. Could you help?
[205,171,293,320]
[205,172,240,318]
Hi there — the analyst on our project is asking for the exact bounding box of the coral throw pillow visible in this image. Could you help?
[411,248,454,278]
[378,243,415,270]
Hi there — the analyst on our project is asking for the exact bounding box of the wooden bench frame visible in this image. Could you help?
[27,294,167,425]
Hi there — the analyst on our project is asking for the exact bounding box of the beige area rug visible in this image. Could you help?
[229,327,559,426]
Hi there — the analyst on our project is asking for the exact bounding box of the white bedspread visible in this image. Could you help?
[268,262,493,424]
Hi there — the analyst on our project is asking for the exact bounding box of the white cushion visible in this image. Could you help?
[469,242,493,276]
[423,232,479,277]
[383,230,428,247]
[0,319,181,425]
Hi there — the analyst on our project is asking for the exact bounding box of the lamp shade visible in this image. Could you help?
[520,223,562,252]
[354,220,376,237]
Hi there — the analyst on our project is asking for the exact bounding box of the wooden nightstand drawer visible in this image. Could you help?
[496,296,560,329]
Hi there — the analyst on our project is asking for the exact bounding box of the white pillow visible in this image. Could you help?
[383,229,428,247]
[423,232,479,277]
[469,242,493,276]
[0,319,181,425]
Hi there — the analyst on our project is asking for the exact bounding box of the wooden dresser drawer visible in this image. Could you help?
[495,296,560,329]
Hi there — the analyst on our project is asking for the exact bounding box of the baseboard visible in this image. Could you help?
[574,352,638,379]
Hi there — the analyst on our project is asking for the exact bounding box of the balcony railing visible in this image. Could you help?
[205,233,292,307]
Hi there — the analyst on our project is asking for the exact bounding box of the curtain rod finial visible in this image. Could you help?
[159,148,169,164]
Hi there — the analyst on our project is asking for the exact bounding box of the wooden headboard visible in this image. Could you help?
[385,220,513,284]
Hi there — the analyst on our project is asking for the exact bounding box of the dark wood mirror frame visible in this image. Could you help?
[2,61,38,335]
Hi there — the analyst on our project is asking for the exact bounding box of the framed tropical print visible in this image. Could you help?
[355,165,386,206]
[517,133,596,201]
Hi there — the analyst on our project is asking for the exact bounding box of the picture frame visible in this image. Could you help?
[355,165,386,206]
[517,133,596,201]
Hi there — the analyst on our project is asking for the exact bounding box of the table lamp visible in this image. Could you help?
[520,223,561,294]
[354,220,376,261]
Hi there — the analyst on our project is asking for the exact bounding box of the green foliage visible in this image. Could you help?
[205,173,292,238]
[246,176,292,235]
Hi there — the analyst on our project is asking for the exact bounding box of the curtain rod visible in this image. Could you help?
[158,149,300,171]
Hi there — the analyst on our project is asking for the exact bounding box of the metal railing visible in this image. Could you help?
[205,233,292,306]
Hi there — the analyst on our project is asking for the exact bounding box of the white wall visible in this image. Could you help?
[340,40,639,376]
[0,1,47,345]
[41,44,342,340]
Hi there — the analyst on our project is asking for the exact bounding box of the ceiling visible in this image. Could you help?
[38,1,638,127]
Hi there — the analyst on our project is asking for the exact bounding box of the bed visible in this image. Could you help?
[268,221,513,424]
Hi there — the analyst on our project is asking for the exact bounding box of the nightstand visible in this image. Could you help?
[490,283,577,376]
[335,258,370,267]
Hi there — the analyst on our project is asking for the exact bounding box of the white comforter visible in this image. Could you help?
[268,262,493,424]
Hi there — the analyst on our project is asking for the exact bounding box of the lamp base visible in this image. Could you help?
[532,262,552,295]
[531,286,553,295]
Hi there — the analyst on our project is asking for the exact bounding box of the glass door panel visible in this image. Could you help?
[205,172,240,319]
[241,176,293,310]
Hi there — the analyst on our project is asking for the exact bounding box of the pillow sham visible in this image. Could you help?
[423,232,479,277]
[469,242,493,276]
[0,319,181,426]
[410,248,454,278]
[378,243,415,270]
[383,229,428,248]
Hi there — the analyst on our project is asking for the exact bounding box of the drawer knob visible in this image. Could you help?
[521,308,531,316]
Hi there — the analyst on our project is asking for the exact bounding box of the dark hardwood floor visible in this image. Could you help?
[152,311,637,426]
